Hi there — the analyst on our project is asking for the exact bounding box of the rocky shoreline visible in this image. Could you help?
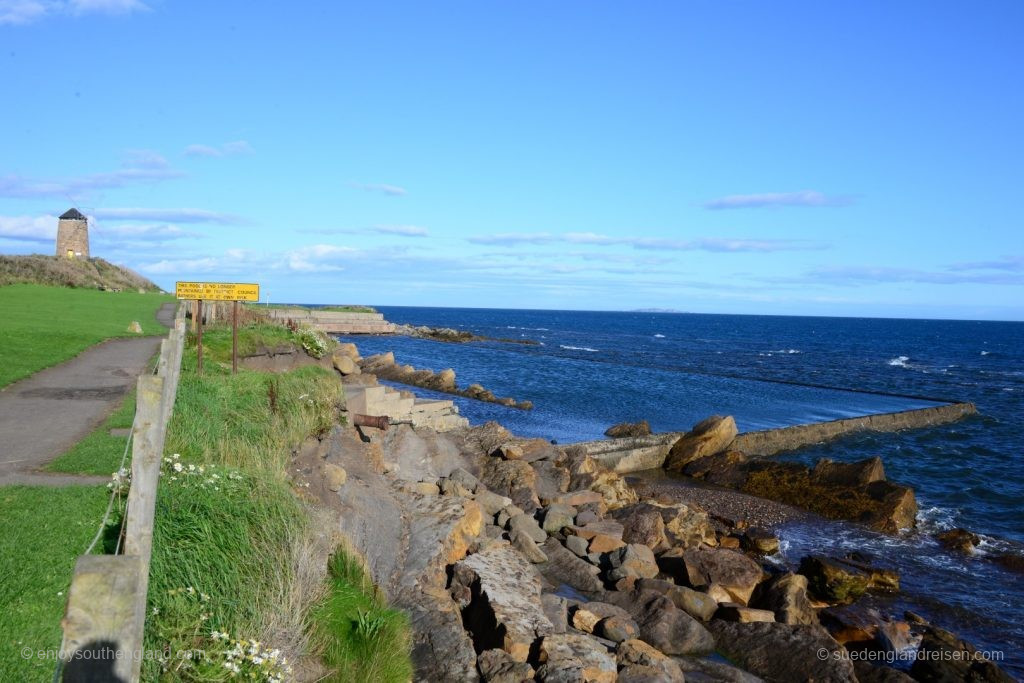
[294,341,1013,682]
[393,323,541,346]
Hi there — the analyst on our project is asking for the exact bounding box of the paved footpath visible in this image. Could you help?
[0,303,176,486]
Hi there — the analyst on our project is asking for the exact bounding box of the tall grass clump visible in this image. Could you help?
[144,320,411,680]
[311,550,413,683]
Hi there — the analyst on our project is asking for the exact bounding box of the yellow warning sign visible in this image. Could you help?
[175,281,260,302]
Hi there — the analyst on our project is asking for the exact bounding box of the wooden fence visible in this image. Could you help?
[58,314,186,682]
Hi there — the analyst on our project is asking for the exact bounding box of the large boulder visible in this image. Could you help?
[664,415,738,472]
[607,544,660,582]
[811,457,886,487]
[910,624,1014,682]
[477,648,535,683]
[615,639,684,682]
[710,620,858,683]
[680,545,765,605]
[481,459,541,513]
[540,537,605,594]
[604,421,652,438]
[332,352,360,375]
[609,504,668,550]
[635,578,718,621]
[535,633,618,683]
[753,572,817,625]
[452,543,553,662]
[798,555,898,605]
[634,593,715,656]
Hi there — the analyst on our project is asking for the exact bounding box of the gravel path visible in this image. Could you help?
[0,302,175,486]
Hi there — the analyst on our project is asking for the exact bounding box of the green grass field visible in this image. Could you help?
[0,284,172,388]
[0,486,110,681]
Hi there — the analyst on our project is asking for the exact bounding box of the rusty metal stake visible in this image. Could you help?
[353,414,390,430]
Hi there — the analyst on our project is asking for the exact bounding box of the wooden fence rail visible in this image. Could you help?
[58,312,187,682]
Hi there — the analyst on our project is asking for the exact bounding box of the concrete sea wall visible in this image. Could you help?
[577,402,978,474]
[265,308,397,334]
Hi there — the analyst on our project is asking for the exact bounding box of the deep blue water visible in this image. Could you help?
[336,306,1024,672]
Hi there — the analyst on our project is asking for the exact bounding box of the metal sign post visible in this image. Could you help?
[175,282,260,375]
[196,299,204,375]
[232,300,239,374]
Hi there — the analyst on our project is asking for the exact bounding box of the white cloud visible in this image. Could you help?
[0,1,47,25]
[0,152,182,199]
[0,0,146,25]
[373,225,429,237]
[285,244,359,272]
[184,140,254,158]
[68,0,147,14]
[704,190,853,210]
[93,223,200,241]
[92,207,241,224]
[468,231,824,252]
[350,182,407,197]
[0,214,57,242]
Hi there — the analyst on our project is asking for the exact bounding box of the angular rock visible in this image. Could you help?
[454,543,554,661]
[609,504,668,550]
[753,572,816,626]
[664,415,738,472]
[573,521,624,542]
[536,633,617,683]
[493,442,524,460]
[541,537,605,594]
[741,527,779,555]
[710,620,857,683]
[812,457,886,487]
[553,490,605,508]
[616,639,684,682]
[656,501,715,549]
[565,535,590,558]
[715,603,776,623]
[333,353,360,375]
[937,527,981,555]
[588,534,625,554]
[604,420,652,438]
[541,593,569,634]
[607,544,659,582]
[636,578,718,621]
[910,624,1013,683]
[511,529,549,564]
[571,602,632,634]
[509,513,547,545]
[798,555,898,605]
[681,545,764,605]
[598,615,638,643]
[477,648,534,683]
[635,594,715,656]
[590,470,639,510]
[543,503,578,534]
[482,459,540,513]
[476,489,514,516]
[534,460,572,504]
[682,449,750,488]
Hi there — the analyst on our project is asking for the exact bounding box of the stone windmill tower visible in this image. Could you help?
[55,208,89,259]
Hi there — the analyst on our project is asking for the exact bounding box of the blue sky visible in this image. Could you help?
[1,1,1022,319]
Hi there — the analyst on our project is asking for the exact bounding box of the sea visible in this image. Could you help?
[334,307,1024,676]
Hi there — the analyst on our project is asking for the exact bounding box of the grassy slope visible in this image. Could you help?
[0,284,172,388]
[0,254,161,291]
[0,486,110,681]
[142,325,412,682]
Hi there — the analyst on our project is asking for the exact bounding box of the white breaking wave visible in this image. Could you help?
[981,350,991,356]
[654,334,666,338]
[888,355,910,367]
[560,345,599,352]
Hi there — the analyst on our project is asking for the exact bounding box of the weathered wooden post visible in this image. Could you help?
[232,300,239,374]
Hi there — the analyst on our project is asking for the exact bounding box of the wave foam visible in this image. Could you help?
[888,355,910,367]
[560,345,599,352]
[654,334,666,338]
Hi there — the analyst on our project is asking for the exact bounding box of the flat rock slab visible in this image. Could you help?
[456,542,554,661]
[0,333,166,484]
